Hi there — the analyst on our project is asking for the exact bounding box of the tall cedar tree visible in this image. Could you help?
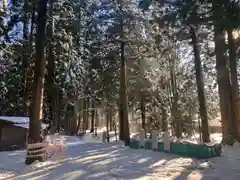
[25,0,47,164]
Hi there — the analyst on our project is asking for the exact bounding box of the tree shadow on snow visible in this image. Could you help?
[2,141,237,180]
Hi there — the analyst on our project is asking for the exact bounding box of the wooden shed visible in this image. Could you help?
[0,116,48,151]
[0,116,30,151]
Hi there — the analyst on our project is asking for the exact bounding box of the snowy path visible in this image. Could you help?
[0,135,240,180]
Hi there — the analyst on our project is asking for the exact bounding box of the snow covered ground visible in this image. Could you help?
[0,134,240,180]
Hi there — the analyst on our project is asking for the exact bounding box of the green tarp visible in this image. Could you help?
[129,139,218,158]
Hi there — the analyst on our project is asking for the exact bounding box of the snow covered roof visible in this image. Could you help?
[0,116,29,124]
[13,123,29,129]
[0,116,48,129]
[13,122,48,129]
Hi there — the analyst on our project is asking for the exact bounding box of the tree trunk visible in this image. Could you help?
[46,0,57,128]
[161,105,167,131]
[90,101,95,133]
[82,98,86,133]
[25,2,36,116]
[118,99,124,140]
[227,28,240,137]
[23,0,29,116]
[109,109,113,131]
[117,0,124,141]
[106,110,110,142]
[56,89,61,132]
[86,98,89,130]
[76,98,83,133]
[65,103,74,134]
[95,109,99,136]
[140,96,146,131]
[70,102,77,135]
[213,0,233,141]
[118,0,130,145]
[190,25,210,142]
[83,97,89,132]
[25,0,47,165]
[70,116,77,135]
[77,111,81,133]
[168,52,181,138]
[119,42,130,145]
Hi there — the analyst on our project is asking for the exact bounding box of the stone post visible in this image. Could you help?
[102,131,106,143]
[52,134,57,144]
[152,130,158,151]
[164,131,170,152]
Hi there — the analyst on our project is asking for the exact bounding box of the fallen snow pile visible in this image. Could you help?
[0,134,240,179]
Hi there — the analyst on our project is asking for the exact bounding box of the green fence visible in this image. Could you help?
[129,139,139,149]
[129,139,218,158]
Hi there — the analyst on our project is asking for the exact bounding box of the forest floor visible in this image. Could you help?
[0,133,240,180]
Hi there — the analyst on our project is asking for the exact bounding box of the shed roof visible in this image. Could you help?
[13,123,48,129]
[0,116,29,124]
[0,116,48,129]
